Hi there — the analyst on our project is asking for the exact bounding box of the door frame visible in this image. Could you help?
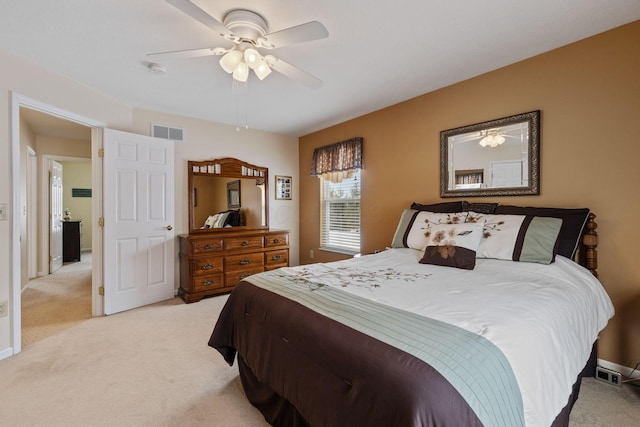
[40,155,91,277]
[10,93,106,355]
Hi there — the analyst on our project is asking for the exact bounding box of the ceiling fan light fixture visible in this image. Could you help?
[479,134,505,148]
[219,49,242,74]
[243,48,262,69]
[254,61,272,80]
[233,61,249,82]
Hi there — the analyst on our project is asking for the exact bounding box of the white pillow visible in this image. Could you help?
[467,213,563,264]
[405,211,468,251]
[203,214,220,229]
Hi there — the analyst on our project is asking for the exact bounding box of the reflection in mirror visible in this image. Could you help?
[188,158,268,232]
[440,110,540,198]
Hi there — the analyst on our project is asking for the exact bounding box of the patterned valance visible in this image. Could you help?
[311,137,363,180]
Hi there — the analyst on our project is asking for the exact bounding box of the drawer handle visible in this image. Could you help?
[273,238,280,244]
[241,241,249,246]
[202,280,214,286]
[202,263,215,270]
[272,255,282,261]
[240,274,250,279]
[204,244,212,250]
[239,259,251,265]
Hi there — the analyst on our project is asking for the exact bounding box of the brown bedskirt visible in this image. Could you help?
[210,280,596,427]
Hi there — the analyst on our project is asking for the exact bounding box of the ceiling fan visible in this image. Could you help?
[148,0,329,89]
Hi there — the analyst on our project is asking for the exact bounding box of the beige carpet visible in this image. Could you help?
[21,253,92,347]
[4,278,639,426]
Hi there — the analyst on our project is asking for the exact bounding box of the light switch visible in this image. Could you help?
[0,203,8,220]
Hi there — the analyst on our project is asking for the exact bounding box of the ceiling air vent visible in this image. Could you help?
[152,124,185,142]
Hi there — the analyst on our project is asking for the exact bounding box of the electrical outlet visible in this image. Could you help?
[0,300,8,318]
[595,366,622,386]
[0,203,8,220]
[309,249,314,259]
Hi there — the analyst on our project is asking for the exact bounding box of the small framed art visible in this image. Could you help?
[275,175,292,200]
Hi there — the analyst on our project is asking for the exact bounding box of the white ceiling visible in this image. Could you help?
[2,0,639,137]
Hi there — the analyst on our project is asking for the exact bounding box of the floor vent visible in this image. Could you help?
[152,124,185,142]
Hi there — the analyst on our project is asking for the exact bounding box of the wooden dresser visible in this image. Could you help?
[178,229,289,303]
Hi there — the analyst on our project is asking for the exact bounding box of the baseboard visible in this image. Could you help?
[597,358,640,380]
[0,346,14,360]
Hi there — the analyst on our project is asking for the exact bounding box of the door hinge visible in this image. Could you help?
[98,286,104,296]
[98,217,104,227]
[98,148,104,158]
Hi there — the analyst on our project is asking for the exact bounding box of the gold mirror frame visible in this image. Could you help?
[440,110,540,198]
[188,158,268,233]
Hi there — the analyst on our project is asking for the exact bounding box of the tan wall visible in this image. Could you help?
[299,21,640,368]
[60,161,93,251]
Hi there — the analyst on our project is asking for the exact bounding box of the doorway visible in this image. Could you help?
[19,107,94,348]
[11,93,106,355]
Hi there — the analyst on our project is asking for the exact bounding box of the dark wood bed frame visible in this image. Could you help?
[581,213,598,277]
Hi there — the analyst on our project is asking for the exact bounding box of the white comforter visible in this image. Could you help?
[282,248,614,427]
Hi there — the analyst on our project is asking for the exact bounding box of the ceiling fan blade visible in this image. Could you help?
[266,56,322,89]
[258,21,328,49]
[166,0,238,41]
[147,47,226,59]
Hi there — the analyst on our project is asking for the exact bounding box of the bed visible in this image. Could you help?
[209,203,614,427]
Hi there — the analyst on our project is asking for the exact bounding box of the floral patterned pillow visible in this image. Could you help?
[401,211,469,251]
[466,213,563,264]
[419,222,485,270]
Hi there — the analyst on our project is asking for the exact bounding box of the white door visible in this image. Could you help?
[49,160,63,273]
[491,160,523,188]
[103,129,175,315]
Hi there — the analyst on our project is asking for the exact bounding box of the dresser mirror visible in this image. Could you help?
[188,158,268,233]
[440,110,540,197]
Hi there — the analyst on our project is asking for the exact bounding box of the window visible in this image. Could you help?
[320,170,360,254]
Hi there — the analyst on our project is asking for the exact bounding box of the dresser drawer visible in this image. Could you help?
[191,239,224,254]
[225,266,264,286]
[191,273,224,292]
[224,252,264,272]
[191,257,223,276]
[265,250,289,267]
[265,233,289,248]
[224,236,264,251]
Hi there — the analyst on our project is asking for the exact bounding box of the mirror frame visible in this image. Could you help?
[188,157,269,233]
[440,110,540,198]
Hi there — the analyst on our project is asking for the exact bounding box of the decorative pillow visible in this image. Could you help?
[494,205,590,259]
[391,209,419,248]
[470,214,563,264]
[419,222,484,270]
[203,214,220,229]
[214,211,231,228]
[411,201,465,213]
[401,210,468,251]
[462,202,498,214]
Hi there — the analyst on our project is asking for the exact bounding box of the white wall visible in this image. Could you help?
[131,108,300,266]
[0,47,300,358]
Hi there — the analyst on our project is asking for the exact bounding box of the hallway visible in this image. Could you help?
[21,252,92,347]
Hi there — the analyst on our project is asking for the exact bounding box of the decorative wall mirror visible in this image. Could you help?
[440,110,540,198]
[188,158,268,233]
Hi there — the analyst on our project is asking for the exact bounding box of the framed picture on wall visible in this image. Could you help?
[227,180,241,209]
[275,175,292,200]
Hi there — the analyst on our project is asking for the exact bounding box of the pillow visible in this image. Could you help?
[395,210,468,251]
[494,206,590,259]
[462,202,498,214]
[224,210,241,227]
[410,201,465,213]
[470,213,563,264]
[214,211,230,228]
[419,222,484,270]
[202,214,220,229]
